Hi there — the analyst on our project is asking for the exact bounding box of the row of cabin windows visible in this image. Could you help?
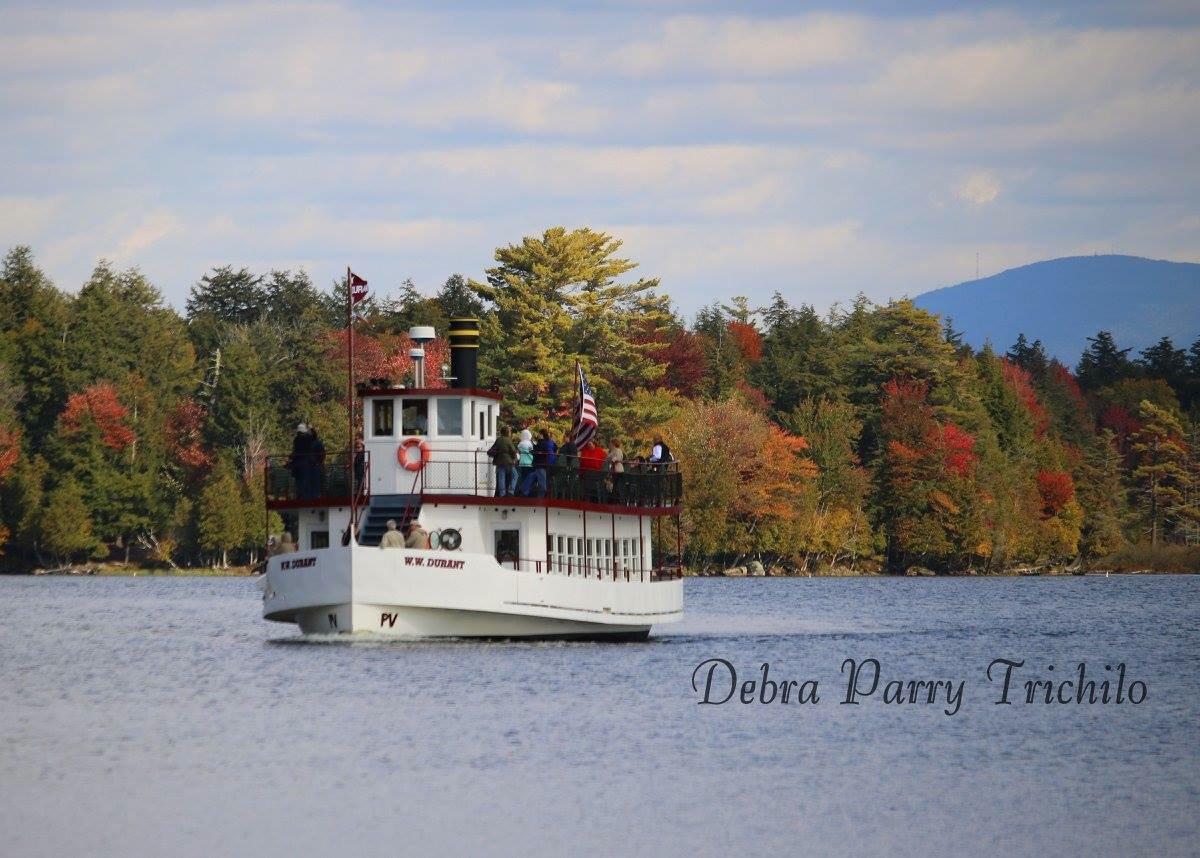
[371,398,496,440]
[547,533,643,576]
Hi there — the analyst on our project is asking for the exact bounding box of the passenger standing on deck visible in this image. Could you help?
[307,426,326,498]
[579,440,606,502]
[380,519,405,548]
[521,428,556,497]
[516,428,535,494]
[353,435,366,493]
[605,438,625,502]
[491,426,519,497]
[289,423,311,497]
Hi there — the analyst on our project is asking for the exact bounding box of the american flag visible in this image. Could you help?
[569,361,598,446]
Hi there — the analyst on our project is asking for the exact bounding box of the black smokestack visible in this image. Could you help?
[448,317,479,389]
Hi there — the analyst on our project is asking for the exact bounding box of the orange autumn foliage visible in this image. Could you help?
[727,321,763,364]
[60,383,135,451]
[658,398,815,557]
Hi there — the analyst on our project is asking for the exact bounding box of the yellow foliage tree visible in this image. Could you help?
[657,398,816,567]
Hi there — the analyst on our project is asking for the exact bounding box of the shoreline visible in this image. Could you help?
[2,565,1195,579]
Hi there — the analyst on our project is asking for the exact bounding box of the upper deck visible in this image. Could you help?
[265,447,682,517]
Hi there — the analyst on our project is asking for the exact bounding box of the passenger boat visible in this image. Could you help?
[260,318,684,639]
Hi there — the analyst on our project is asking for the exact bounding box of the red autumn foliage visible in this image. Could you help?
[881,379,976,478]
[933,423,977,477]
[660,329,708,397]
[1036,470,1075,518]
[881,378,934,438]
[735,380,771,413]
[1001,359,1049,436]
[1050,361,1088,413]
[726,321,763,364]
[165,398,213,470]
[0,425,19,479]
[1099,404,1140,440]
[61,383,135,451]
[325,331,450,388]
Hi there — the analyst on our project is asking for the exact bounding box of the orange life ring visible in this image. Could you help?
[398,438,431,471]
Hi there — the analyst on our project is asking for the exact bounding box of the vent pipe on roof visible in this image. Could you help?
[409,326,435,388]
[448,318,479,389]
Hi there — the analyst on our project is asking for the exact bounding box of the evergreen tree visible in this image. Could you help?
[198,459,245,567]
[437,274,486,321]
[1006,334,1050,380]
[187,266,266,356]
[1129,401,1192,545]
[0,247,71,439]
[753,294,839,414]
[1137,336,1189,406]
[1076,331,1132,391]
[1075,431,1127,563]
[37,476,95,564]
[470,227,667,426]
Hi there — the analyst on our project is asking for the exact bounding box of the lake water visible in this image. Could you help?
[1,575,1196,857]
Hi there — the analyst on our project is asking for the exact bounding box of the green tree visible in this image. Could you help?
[37,476,95,564]
[1075,431,1127,563]
[1129,400,1192,545]
[187,266,266,357]
[198,459,245,567]
[470,227,667,427]
[1076,331,1132,391]
[753,294,839,415]
[0,247,71,439]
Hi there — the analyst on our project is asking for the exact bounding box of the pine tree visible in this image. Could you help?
[470,227,667,426]
[37,476,95,564]
[1137,337,1188,396]
[187,266,266,357]
[1076,331,1132,391]
[1129,401,1191,545]
[197,459,245,567]
[753,294,839,414]
[1075,431,1127,563]
[1006,334,1050,380]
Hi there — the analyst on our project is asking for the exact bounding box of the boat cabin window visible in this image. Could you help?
[372,399,394,437]
[435,398,463,437]
[311,530,329,550]
[402,398,428,436]
[494,528,519,569]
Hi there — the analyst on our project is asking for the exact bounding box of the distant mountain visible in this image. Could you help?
[914,255,1200,364]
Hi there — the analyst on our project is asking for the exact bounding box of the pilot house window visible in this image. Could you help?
[435,399,462,436]
[402,399,428,436]
[372,399,394,437]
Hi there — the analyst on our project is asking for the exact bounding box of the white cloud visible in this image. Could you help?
[109,211,181,262]
[956,172,1001,206]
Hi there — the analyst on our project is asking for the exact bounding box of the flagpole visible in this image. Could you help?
[347,265,355,540]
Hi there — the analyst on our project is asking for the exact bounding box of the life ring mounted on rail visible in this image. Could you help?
[398,438,431,471]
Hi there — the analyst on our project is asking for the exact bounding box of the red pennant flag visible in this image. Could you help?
[350,271,368,304]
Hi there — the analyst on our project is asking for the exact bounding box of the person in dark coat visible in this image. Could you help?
[289,423,311,498]
[491,427,518,497]
[353,435,366,493]
[307,427,326,498]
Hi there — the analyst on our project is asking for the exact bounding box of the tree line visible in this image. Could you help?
[1,229,1198,572]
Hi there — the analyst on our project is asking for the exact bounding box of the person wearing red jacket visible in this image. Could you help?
[579,441,606,501]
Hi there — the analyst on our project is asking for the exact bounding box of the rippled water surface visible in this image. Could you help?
[2,575,1197,857]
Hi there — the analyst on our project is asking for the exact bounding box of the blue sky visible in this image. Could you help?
[2,1,1198,317]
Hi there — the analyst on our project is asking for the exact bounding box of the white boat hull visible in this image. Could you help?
[263,544,682,639]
